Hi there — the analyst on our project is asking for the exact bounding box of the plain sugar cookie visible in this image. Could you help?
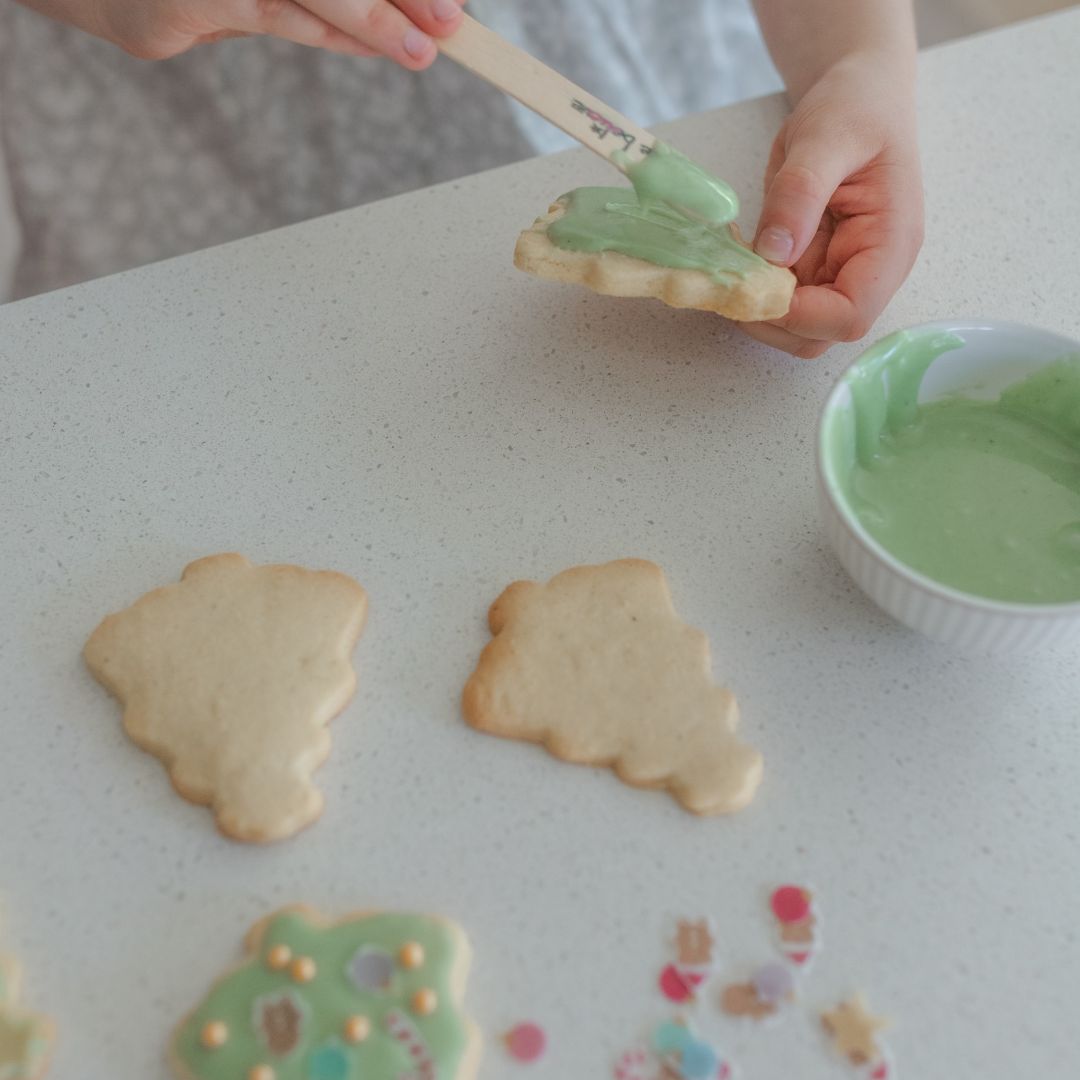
[84,553,367,842]
[462,559,763,814]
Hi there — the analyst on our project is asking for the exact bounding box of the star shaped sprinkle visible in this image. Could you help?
[821,994,891,1066]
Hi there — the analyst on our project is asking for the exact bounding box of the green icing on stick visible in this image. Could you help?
[171,908,480,1080]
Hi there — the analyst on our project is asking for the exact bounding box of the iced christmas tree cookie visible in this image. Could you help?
[0,954,54,1080]
[170,907,480,1080]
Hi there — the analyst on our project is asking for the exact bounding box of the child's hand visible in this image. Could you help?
[741,53,924,359]
[20,0,465,66]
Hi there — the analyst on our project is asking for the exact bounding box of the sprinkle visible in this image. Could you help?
[658,963,697,1003]
[347,946,394,991]
[200,1020,228,1048]
[399,941,425,969]
[249,1067,275,1080]
[266,944,292,971]
[752,962,795,1004]
[343,1015,371,1043]
[411,988,437,1016]
[770,885,812,925]
[290,956,317,983]
[821,994,891,1067]
[504,1021,547,1062]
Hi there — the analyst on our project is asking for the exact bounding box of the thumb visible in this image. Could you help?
[754,136,858,267]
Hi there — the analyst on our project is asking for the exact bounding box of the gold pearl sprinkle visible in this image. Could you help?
[343,1014,371,1044]
[290,955,317,983]
[266,944,292,971]
[249,1066,275,1080]
[200,1020,228,1049]
[399,941,425,970]
[411,988,437,1016]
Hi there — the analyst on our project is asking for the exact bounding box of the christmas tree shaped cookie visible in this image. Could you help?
[84,554,368,842]
[0,954,54,1080]
[463,559,762,814]
[170,906,480,1080]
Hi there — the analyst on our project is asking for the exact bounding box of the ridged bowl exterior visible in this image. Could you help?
[817,320,1080,655]
[817,474,1080,654]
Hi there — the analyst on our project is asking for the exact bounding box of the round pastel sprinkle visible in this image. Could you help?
[343,1015,371,1044]
[308,1042,350,1080]
[266,944,292,970]
[347,947,394,991]
[411,988,438,1016]
[653,1021,687,1056]
[200,1020,228,1049]
[770,885,811,925]
[504,1022,546,1063]
[680,1040,719,1080]
[752,962,795,1003]
[290,956,317,983]
[399,941,425,969]
[249,1066,275,1080]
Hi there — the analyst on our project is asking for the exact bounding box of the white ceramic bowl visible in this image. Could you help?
[817,319,1080,653]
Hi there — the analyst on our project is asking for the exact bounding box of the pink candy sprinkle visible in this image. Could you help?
[505,1022,546,1063]
[770,885,811,925]
[658,963,696,1002]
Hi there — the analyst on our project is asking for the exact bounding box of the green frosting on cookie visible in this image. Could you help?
[172,909,476,1080]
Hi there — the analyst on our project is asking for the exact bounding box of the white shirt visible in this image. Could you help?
[0,0,780,299]
[470,0,780,154]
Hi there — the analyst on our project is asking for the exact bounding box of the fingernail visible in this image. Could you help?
[432,0,461,20]
[756,226,794,264]
[403,26,434,58]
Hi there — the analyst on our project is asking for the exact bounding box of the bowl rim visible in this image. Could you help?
[817,317,1080,620]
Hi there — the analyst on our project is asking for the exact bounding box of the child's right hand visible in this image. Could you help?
[16,0,465,66]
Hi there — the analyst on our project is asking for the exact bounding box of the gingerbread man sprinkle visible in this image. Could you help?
[821,994,891,1068]
[659,919,718,1003]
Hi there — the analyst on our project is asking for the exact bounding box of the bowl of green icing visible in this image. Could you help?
[818,320,1080,652]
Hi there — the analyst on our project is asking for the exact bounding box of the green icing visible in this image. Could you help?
[547,141,765,282]
[174,910,474,1080]
[619,140,739,225]
[831,329,1080,604]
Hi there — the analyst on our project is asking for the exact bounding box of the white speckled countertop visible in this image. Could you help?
[2,10,1079,1079]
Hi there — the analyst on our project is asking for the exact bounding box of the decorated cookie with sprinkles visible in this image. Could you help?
[0,954,55,1080]
[169,906,480,1080]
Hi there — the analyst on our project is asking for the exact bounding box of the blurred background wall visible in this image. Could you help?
[0,0,1072,302]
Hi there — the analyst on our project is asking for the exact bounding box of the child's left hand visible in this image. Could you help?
[740,53,924,359]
